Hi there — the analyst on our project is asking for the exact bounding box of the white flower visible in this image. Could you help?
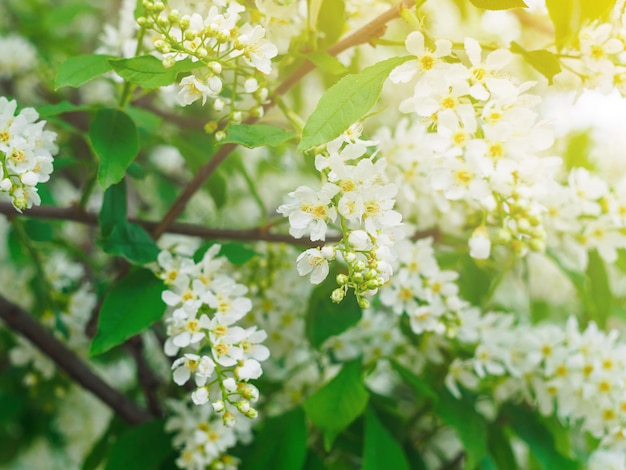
[0,35,37,78]
[296,248,331,284]
[235,359,263,380]
[390,31,452,83]
[463,37,512,101]
[277,183,340,241]
[177,74,222,106]
[231,24,278,74]
[191,386,210,405]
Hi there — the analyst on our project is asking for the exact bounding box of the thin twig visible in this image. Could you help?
[0,296,152,425]
[0,202,332,247]
[150,0,416,239]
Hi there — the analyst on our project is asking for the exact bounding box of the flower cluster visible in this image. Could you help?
[277,130,403,306]
[542,167,626,269]
[388,31,559,259]
[0,35,37,80]
[556,12,626,95]
[166,399,252,470]
[0,97,57,211]
[448,312,626,443]
[157,245,269,427]
[139,0,277,124]
[380,238,467,336]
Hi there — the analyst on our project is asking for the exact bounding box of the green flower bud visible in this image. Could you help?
[331,288,345,303]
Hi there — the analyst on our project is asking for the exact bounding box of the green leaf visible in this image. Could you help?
[99,222,160,265]
[23,219,53,242]
[547,249,612,328]
[435,391,488,469]
[487,422,518,470]
[241,407,308,470]
[316,0,346,49]
[469,0,528,9]
[109,56,201,88]
[194,242,257,265]
[124,105,163,133]
[222,124,297,148]
[90,109,139,189]
[546,0,617,47]
[563,130,594,171]
[298,56,411,151]
[308,0,324,31]
[363,407,409,470]
[305,273,362,349]
[99,181,127,238]
[303,360,369,450]
[90,268,165,355]
[104,419,173,470]
[510,42,561,83]
[586,249,612,328]
[171,130,215,172]
[306,51,349,76]
[504,404,577,470]
[36,101,90,118]
[82,417,126,470]
[55,54,115,89]
[390,360,438,404]
[208,170,227,209]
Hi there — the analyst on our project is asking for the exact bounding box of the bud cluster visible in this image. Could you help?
[138,1,277,125]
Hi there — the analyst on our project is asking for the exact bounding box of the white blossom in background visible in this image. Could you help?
[0,35,37,79]
[166,399,252,470]
[96,0,141,58]
[448,312,626,442]
[0,97,58,211]
[380,237,468,336]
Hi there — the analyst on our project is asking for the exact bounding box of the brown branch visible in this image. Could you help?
[126,336,163,417]
[0,202,331,247]
[150,0,416,239]
[1,201,439,245]
[0,296,152,425]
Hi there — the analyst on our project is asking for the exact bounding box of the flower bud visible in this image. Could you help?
[168,10,179,22]
[209,62,222,74]
[236,400,250,413]
[321,246,335,260]
[215,130,226,142]
[162,56,176,68]
[204,121,218,133]
[331,288,345,303]
[357,297,370,309]
[212,400,225,413]
[336,273,348,285]
[223,411,236,427]
[469,226,491,260]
